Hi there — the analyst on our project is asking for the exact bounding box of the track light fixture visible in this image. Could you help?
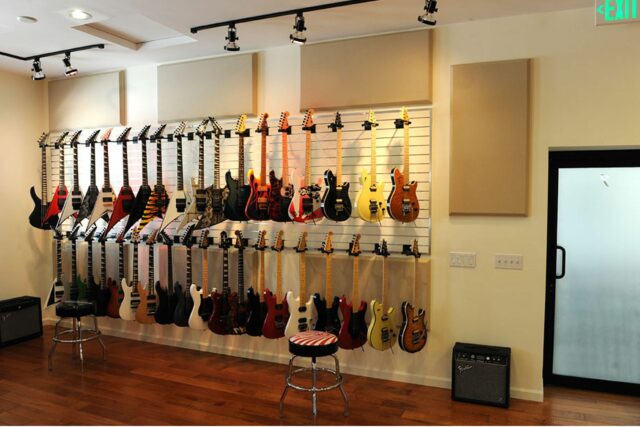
[418,0,438,26]
[290,12,307,45]
[62,53,78,77]
[31,58,45,81]
[224,23,240,52]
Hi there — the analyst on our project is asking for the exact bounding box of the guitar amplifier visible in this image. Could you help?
[0,296,43,347]
[452,342,510,408]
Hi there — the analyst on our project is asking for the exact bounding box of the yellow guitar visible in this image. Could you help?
[356,110,386,222]
[367,239,397,351]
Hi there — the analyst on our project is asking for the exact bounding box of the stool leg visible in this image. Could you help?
[332,355,349,416]
[279,356,295,417]
[71,318,77,358]
[48,318,65,371]
[77,317,84,367]
[94,316,106,361]
[311,357,318,417]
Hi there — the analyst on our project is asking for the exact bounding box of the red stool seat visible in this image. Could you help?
[289,331,339,358]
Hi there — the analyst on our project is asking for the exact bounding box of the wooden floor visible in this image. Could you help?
[0,326,638,426]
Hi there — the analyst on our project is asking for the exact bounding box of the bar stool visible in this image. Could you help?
[48,301,106,371]
[280,331,349,418]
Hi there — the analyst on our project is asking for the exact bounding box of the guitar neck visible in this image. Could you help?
[141,140,149,186]
[100,242,106,288]
[213,135,221,188]
[186,247,192,285]
[238,135,245,186]
[58,145,65,187]
[260,131,267,182]
[198,136,205,189]
[166,245,173,288]
[336,129,343,183]
[73,144,80,190]
[403,124,410,180]
[56,239,63,281]
[382,257,388,309]
[71,240,77,280]
[201,249,208,294]
[413,257,418,304]
[276,251,283,300]
[87,242,93,279]
[103,143,110,188]
[352,256,360,312]
[40,146,47,207]
[148,245,155,285]
[222,248,229,295]
[90,142,96,187]
[122,140,130,188]
[299,252,306,308]
[281,132,290,187]
[259,251,265,299]
[304,131,312,186]
[118,243,125,282]
[156,140,163,187]
[132,243,138,284]
[370,127,377,183]
[176,137,184,191]
[237,249,245,302]
[325,253,333,301]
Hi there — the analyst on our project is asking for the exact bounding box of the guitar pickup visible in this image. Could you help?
[103,197,113,203]
[176,199,187,211]
[298,307,307,313]
[302,198,314,214]
[257,197,268,210]
[72,199,82,210]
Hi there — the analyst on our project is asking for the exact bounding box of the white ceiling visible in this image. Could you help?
[0,0,591,77]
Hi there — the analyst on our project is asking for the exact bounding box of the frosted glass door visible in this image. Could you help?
[554,167,640,384]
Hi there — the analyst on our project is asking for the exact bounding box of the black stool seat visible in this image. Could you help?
[289,331,339,358]
[55,301,95,318]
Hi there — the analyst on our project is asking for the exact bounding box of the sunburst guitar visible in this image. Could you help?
[246,113,272,221]
[399,240,428,353]
[356,110,386,223]
[367,239,397,351]
[387,107,419,222]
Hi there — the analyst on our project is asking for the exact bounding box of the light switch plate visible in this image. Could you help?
[495,254,523,270]
[450,252,476,268]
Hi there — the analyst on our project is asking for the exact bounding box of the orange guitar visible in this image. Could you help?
[246,113,272,221]
[387,107,419,222]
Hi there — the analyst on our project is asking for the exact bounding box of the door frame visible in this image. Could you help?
[544,149,640,396]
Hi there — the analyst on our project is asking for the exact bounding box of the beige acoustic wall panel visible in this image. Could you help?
[450,59,530,216]
[48,71,124,130]
[157,53,257,122]
[301,30,432,110]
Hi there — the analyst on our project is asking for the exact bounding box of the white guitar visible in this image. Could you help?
[189,229,214,330]
[177,119,209,232]
[87,128,115,228]
[119,231,141,321]
[56,130,84,228]
[285,232,315,337]
[159,122,189,232]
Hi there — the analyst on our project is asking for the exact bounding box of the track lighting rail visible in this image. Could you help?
[0,43,104,62]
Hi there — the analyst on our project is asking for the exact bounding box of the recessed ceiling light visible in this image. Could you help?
[68,9,92,21]
[16,16,38,24]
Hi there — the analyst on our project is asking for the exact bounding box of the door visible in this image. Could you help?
[544,150,640,395]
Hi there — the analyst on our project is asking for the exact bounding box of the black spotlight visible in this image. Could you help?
[418,0,438,26]
[31,58,45,81]
[63,53,78,77]
[290,12,307,45]
[225,23,240,51]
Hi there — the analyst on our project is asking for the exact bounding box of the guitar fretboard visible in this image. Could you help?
[382,256,388,309]
[86,241,93,281]
[238,135,245,186]
[336,128,343,184]
[352,256,360,313]
[299,251,306,309]
[304,131,312,187]
[58,145,65,188]
[122,140,130,188]
[141,139,149,186]
[90,142,96,187]
[148,244,155,290]
[56,239,63,281]
[156,140,163,187]
[213,134,221,189]
[403,124,410,180]
[276,251,283,300]
[222,247,229,296]
[102,142,110,188]
[258,251,265,299]
[176,136,184,191]
[100,241,107,289]
[237,249,245,303]
[325,253,333,302]
[186,246,192,285]
[132,242,139,284]
[118,243,125,282]
[166,244,173,294]
[281,132,290,187]
[370,125,377,184]
[40,146,47,212]
[198,135,205,189]
[73,142,80,190]
[260,129,267,182]
[201,248,209,295]
[70,240,78,300]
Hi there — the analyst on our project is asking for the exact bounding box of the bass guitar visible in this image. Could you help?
[262,230,290,339]
[224,114,250,221]
[208,231,238,335]
[234,230,250,333]
[285,232,314,337]
[73,129,102,234]
[246,230,267,337]
[338,234,368,350]
[136,229,159,324]
[356,111,386,222]
[95,233,113,316]
[178,120,210,232]
[173,224,195,327]
[268,112,294,222]
[197,117,226,228]
[120,230,141,321]
[388,107,419,222]
[367,240,397,351]
[44,132,69,224]
[155,231,177,325]
[289,109,323,223]
[322,112,352,221]
[28,133,56,230]
[56,130,83,228]
[87,128,115,229]
[313,232,341,335]
[188,229,213,330]
[246,113,271,220]
[399,240,428,353]
[47,230,67,306]
[122,125,152,234]
[137,124,169,234]
[160,122,189,232]
[104,127,135,235]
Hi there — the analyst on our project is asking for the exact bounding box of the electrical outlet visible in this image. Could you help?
[450,252,476,268]
[495,254,523,270]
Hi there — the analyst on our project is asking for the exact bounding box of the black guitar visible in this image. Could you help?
[321,112,352,221]
[223,114,251,221]
[155,231,177,325]
[234,230,249,332]
[95,231,112,317]
[196,230,213,321]
[84,226,100,304]
[28,132,57,230]
[268,112,295,222]
[246,230,267,336]
[173,225,195,327]
[196,117,226,229]
[72,129,101,235]
[313,232,341,335]
[122,125,152,234]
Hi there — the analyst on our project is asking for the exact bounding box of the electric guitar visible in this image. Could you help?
[80,226,99,303]
[68,233,80,302]
[104,127,135,236]
[173,224,195,327]
[155,231,177,325]
[224,114,250,221]
[388,107,420,222]
[188,229,213,330]
[356,111,386,222]
[56,130,83,228]
[28,132,56,230]
[262,230,290,339]
[178,120,210,232]
[197,117,227,229]
[322,112,352,221]
[289,109,323,223]
[137,124,169,234]
[399,240,428,353]
[246,230,267,337]
[160,122,189,232]
[122,125,152,234]
[285,232,314,337]
[367,239,397,351]
[87,128,115,229]
[268,111,294,222]
[95,232,113,316]
[338,234,368,350]
[44,132,69,223]
[208,231,238,335]
[234,230,250,333]
[120,230,141,321]
[106,233,126,319]
[313,232,341,336]
[46,230,67,307]
[73,129,102,235]
[136,229,159,324]
[246,113,272,220]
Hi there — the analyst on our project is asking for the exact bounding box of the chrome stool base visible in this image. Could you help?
[48,315,106,371]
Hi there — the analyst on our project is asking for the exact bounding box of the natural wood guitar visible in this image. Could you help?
[246,113,272,221]
[367,240,397,351]
[262,230,290,338]
[388,107,419,222]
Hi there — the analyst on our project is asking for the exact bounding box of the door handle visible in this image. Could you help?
[556,246,566,279]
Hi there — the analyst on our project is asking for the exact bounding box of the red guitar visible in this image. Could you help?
[338,234,368,350]
[104,127,135,236]
[208,231,237,335]
[44,131,69,223]
[246,113,272,221]
[262,230,290,339]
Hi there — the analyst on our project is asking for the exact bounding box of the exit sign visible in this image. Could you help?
[596,0,640,25]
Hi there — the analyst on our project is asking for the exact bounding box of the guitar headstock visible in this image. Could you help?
[348,234,362,257]
[320,232,334,254]
[146,229,160,246]
[402,239,422,258]
[68,130,82,147]
[131,230,141,245]
[195,119,209,137]
[84,225,98,242]
[272,230,285,252]
[235,230,248,251]
[173,122,186,140]
[209,117,223,137]
[395,106,411,128]
[100,128,113,144]
[329,112,344,132]
[235,114,248,136]
[198,229,211,249]
[295,232,308,253]
[151,124,167,141]
[117,127,132,143]
[136,125,151,141]
[219,231,232,249]
[256,113,269,134]
[181,223,196,247]
[37,132,50,149]
[53,131,69,148]
[254,230,267,251]
[302,109,315,131]
[278,111,291,133]
[159,230,173,246]
[85,129,100,146]
[374,239,390,257]
[363,110,378,129]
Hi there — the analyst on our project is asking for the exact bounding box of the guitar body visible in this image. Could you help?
[154,282,174,325]
[138,186,169,233]
[85,276,99,304]
[122,185,151,234]
[173,283,190,327]
[44,185,68,222]
[161,191,190,232]
[245,287,264,337]
[105,187,135,235]
[399,301,427,353]
[245,174,271,221]
[196,186,227,229]
[209,291,232,335]
[387,169,420,223]
[95,285,111,317]
[106,278,122,318]
[235,300,249,334]
[313,294,341,336]
[321,170,352,222]
[367,299,397,351]
[223,172,250,221]
[119,278,136,321]
[28,187,57,230]
[135,282,156,324]
[188,285,208,330]
[57,188,84,228]
[284,292,314,338]
[288,173,324,223]
[262,289,289,339]
[338,296,368,350]
[87,188,115,229]
[355,172,386,222]
[47,278,67,306]
[76,185,99,226]
[268,171,294,222]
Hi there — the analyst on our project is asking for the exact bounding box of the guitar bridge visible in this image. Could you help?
[402,199,412,215]
[335,199,344,212]
[257,197,268,211]
[381,327,392,343]
[369,200,379,214]
[176,199,187,212]
[412,330,424,345]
